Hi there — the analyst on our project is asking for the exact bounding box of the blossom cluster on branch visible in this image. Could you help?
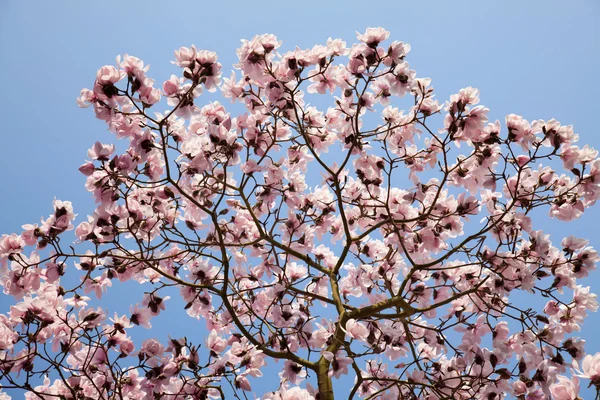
[1,27,600,400]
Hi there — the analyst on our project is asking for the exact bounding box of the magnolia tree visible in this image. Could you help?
[2,27,600,400]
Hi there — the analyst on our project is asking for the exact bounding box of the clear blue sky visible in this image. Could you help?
[1,1,599,398]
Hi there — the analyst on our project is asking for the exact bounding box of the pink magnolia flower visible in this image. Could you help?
[130,305,152,328]
[573,285,599,313]
[307,66,339,95]
[384,40,411,65]
[279,360,307,384]
[78,162,96,176]
[550,375,580,400]
[356,27,390,47]
[77,88,96,108]
[544,301,561,316]
[562,236,589,252]
[0,233,25,258]
[221,71,245,102]
[573,352,600,384]
[63,294,90,308]
[162,74,180,96]
[326,37,347,56]
[141,293,170,316]
[96,65,121,85]
[388,62,415,97]
[138,85,161,105]
[555,202,586,222]
[0,314,17,351]
[263,386,314,400]
[235,374,252,391]
[140,338,165,358]
[206,330,227,354]
[322,351,352,378]
[173,45,197,68]
[117,54,148,76]
[87,141,115,161]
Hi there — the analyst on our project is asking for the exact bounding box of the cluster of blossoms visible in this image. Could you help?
[2,27,600,399]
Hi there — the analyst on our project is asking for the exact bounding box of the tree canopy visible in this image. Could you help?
[1,28,600,400]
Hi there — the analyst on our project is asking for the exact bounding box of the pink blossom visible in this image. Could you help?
[87,142,115,161]
[342,319,368,341]
[322,351,352,378]
[130,305,152,328]
[138,85,161,105]
[173,45,197,68]
[117,54,147,76]
[263,386,314,400]
[77,88,96,108]
[562,236,589,252]
[78,162,95,176]
[0,234,25,258]
[162,74,180,96]
[96,65,121,85]
[279,360,307,384]
[550,375,580,400]
[384,40,411,65]
[573,352,600,383]
[356,27,390,47]
[206,330,227,354]
[235,374,252,391]
[140,338,165,358]
[0,314,17,351]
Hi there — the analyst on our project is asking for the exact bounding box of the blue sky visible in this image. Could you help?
[1,0,599,398]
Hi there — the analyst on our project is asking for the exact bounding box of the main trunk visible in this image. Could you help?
[317,360,334,400]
